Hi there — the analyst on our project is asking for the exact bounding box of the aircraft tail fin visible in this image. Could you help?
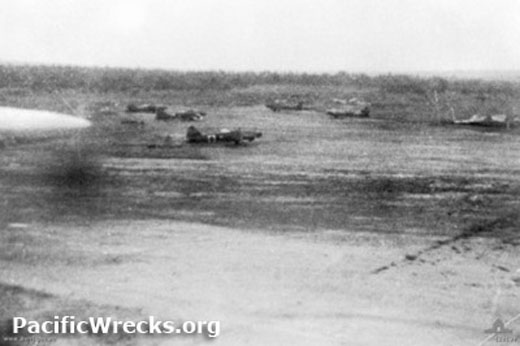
[187,126,204,142]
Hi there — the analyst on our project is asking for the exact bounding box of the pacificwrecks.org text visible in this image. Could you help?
[10,316,220,338]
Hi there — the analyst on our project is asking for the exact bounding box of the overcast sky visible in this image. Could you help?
[0,0,519,72]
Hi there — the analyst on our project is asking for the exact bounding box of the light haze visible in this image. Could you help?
[0,0,519,72]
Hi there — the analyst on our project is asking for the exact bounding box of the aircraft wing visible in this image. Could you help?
[0,106,90,133]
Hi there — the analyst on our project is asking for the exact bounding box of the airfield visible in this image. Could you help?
[1,74,520,345]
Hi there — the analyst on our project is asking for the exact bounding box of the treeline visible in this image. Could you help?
[0,64,518,97]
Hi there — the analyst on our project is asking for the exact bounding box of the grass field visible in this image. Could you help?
[1,65,519,238]
[0,65,519,345]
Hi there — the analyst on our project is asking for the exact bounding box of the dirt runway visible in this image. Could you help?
[1,105,519,345]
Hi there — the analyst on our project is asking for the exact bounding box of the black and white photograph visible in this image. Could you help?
[0,1,519,345]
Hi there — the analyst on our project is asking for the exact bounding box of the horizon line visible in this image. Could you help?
[2,60,520,79]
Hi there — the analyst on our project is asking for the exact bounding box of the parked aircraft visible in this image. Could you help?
[126,103,162,113]
[186,126,262,145]
[156,108,206,121]
[451,114,516,128]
